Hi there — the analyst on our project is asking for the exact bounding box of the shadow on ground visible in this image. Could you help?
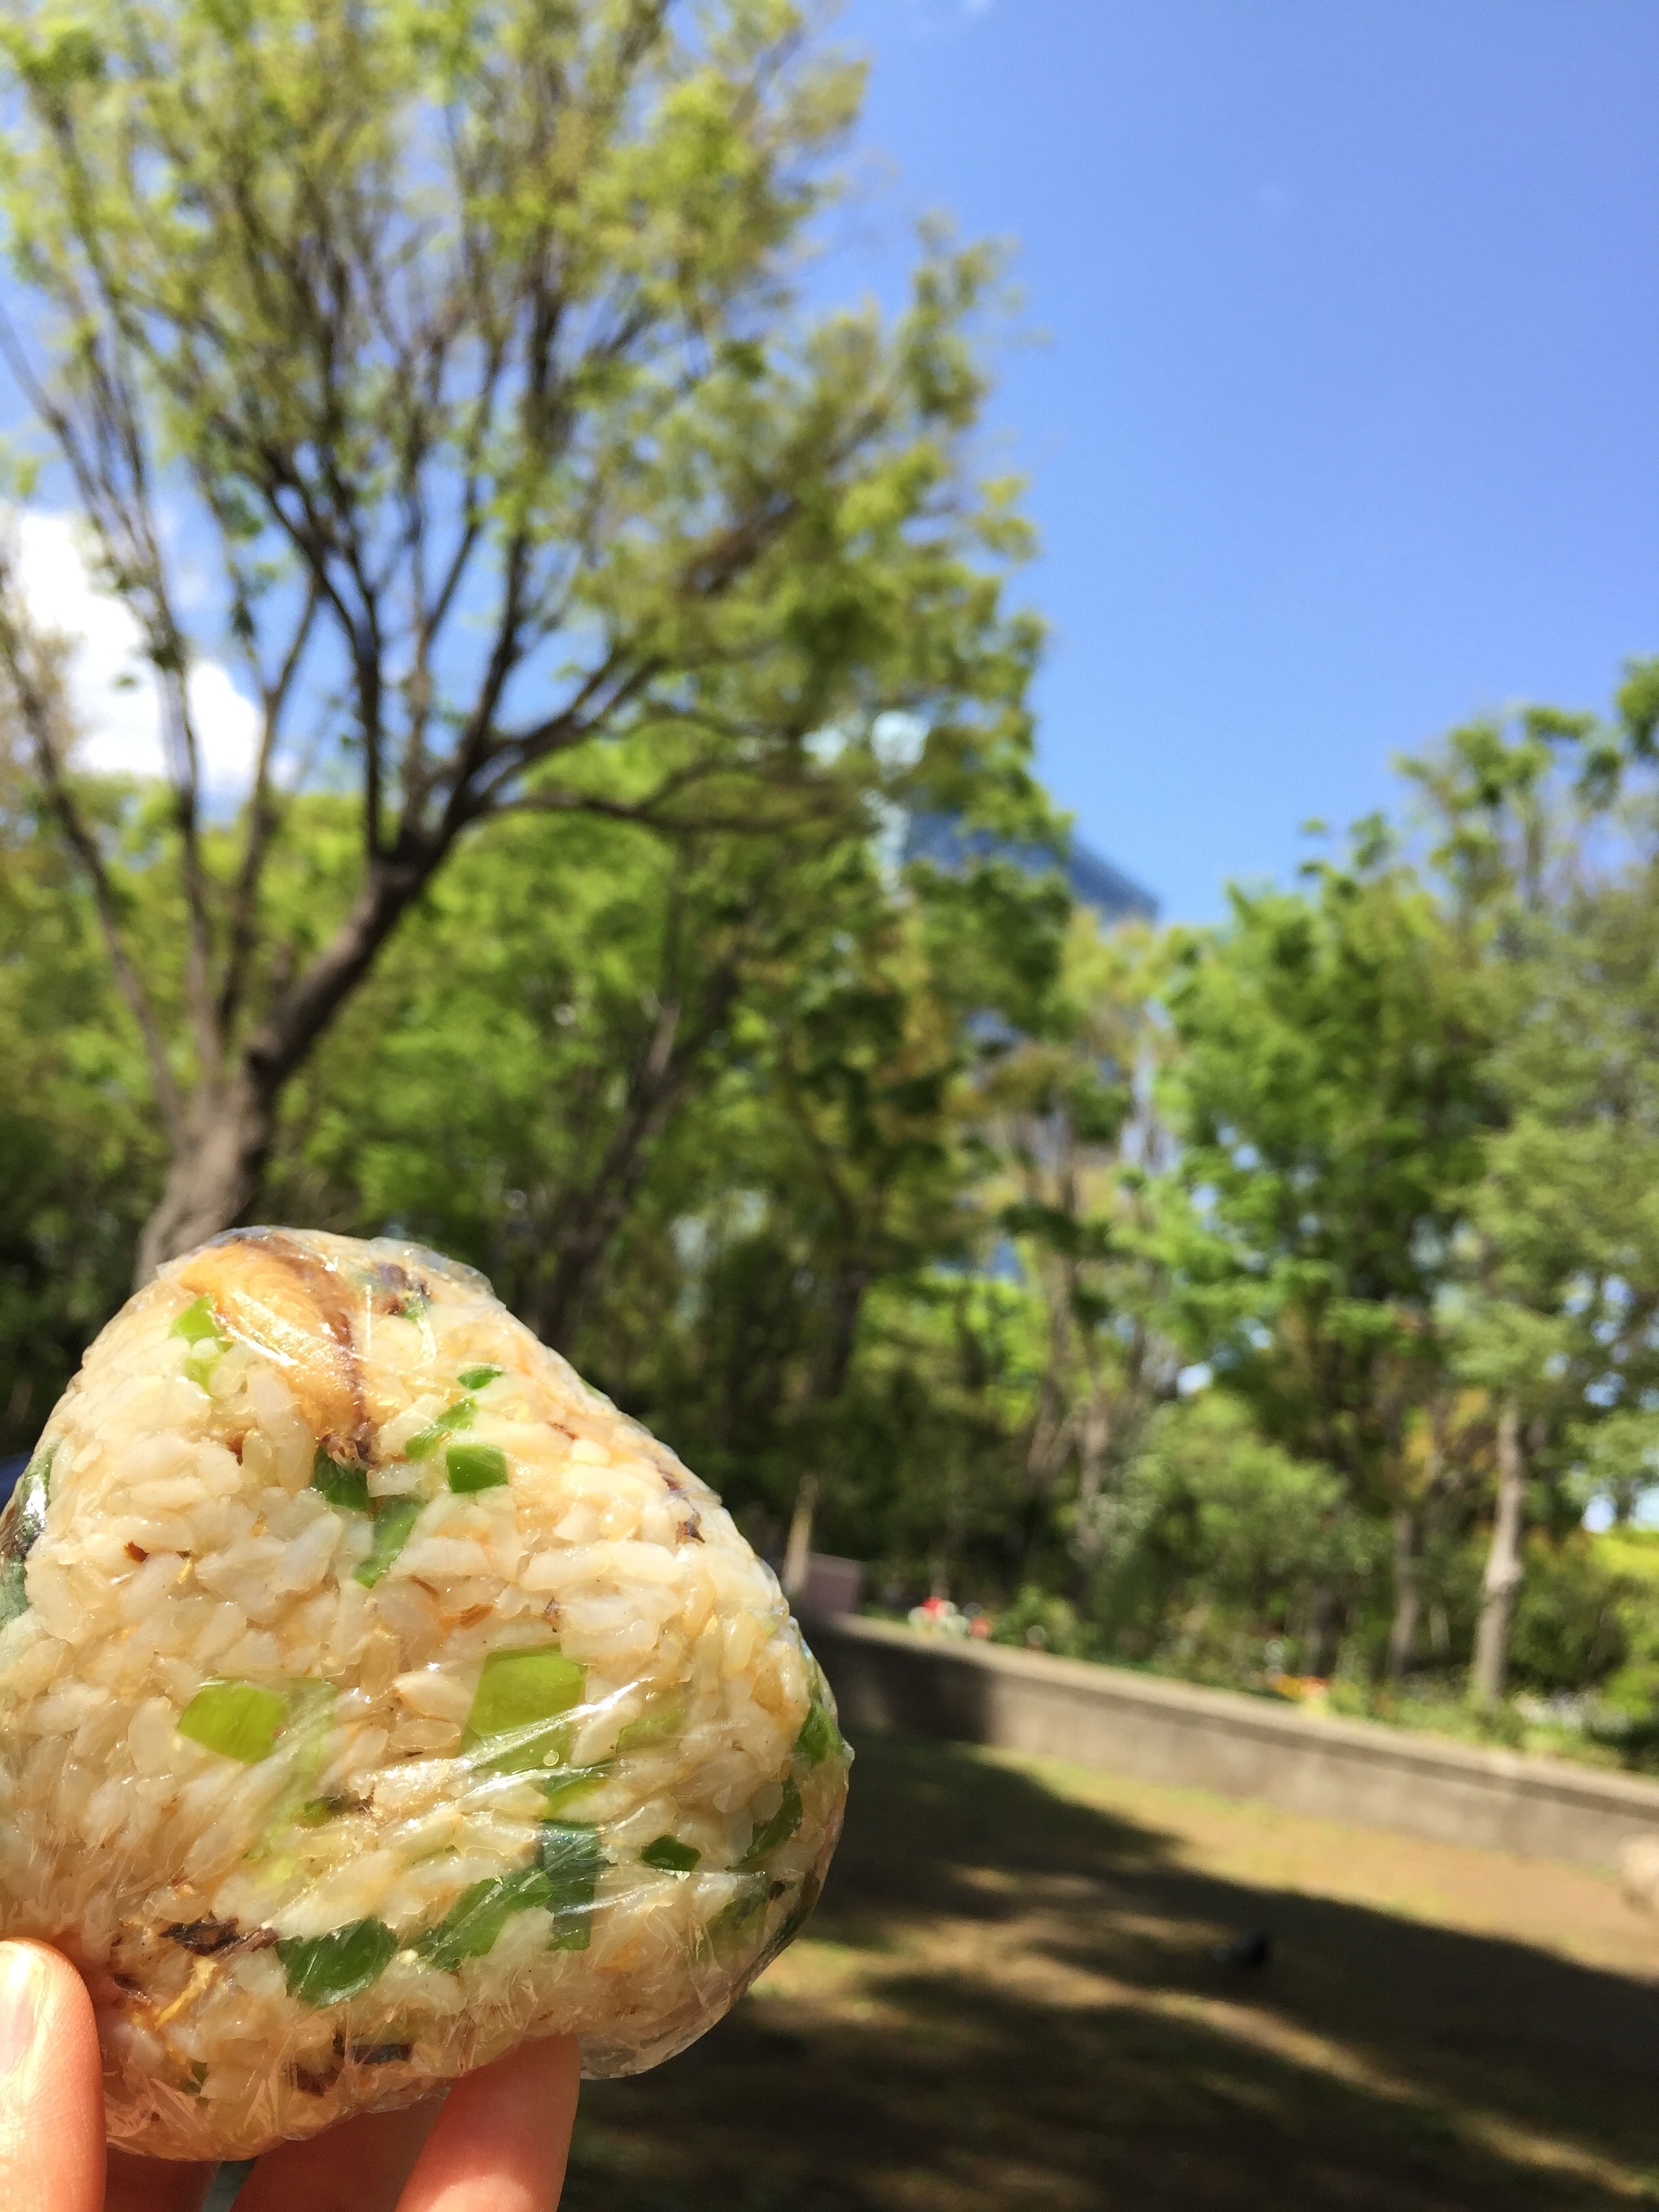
[567,1733,1659,2212]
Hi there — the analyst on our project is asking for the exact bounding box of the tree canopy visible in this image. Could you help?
[0,0,1043,1271]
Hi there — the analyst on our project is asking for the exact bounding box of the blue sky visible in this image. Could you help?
[823,0,1659,920]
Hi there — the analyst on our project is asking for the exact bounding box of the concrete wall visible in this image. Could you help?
[808,1614,1659,1874]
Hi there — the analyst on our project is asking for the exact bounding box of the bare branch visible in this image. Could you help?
[217,578,322,1038]
[491,768,836,841]
[0,294,222,1076]
[0,555,184,1142]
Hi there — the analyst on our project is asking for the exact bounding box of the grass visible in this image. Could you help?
[568,1731,1659,2212]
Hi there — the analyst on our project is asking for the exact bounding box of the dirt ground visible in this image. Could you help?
[566,1732,1659,2212]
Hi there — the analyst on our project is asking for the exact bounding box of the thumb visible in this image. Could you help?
[0,1941,104,2212]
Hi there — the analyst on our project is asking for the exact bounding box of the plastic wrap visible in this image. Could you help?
[0,1229,849,2159]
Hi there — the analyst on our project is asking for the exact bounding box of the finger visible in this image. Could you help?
[0,1940,104,2212]
[105,2147,218,2212]
[396,2036,580,2212]
[234,2094,445,2212]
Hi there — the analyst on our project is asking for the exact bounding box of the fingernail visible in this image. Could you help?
[0,1946,43,2083]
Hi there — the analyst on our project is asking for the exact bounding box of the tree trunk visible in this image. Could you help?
[1304,1584,1339,1677]
[1388,1399,1451,1683]
[530,1063,700,1354]
[133,1068,277,1285]
[131,853,436,1282]
[819,1264,871,1407]
[1471,1397,1526,1706]
[776,1265,869,1605]
[783,1472,818,1601]
[1068,1386,1113,1571]
[533,962,746,1352]
[1385,1503,1423,1683]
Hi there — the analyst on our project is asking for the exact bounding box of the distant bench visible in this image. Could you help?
[808,1612,1659,1875]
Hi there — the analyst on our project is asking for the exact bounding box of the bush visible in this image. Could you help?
[1080,1393,1374,1677]
[991,1585,1097,1660]
[1508,1534,1626,1695]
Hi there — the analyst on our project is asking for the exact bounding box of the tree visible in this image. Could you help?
[275,804,841,1353]
[1407,684,1659,1701]
[0,0,1040,1275]
[1160,832,1496,1675]
[251,773,1076,1583]
[977,909,1174,1593]
[1084,1391,1364,1679]
[0,731,160,1450]
[690,838,1073,1582]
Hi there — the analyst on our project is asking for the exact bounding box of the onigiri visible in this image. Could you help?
[0,1228,848,2158]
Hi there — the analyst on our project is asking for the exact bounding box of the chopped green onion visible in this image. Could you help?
[737,1778,802,1870]
[707,1878,769,1957]
[178,1679,289,1764]
[252,1683,338,1850]
[461,1647,586,1774]
[170,1295,224,1345]
[640,1835,701,1874]
[0,1448,54,1629]
[353,1496,424,1589]
[539,1764,609,1812]
[413,1864,552,1972]
[297,1795,360,1826]
[760,1868,824,1969]
[539,1822,606,1951]
[276,1918,398,2008]
[9,1448,52,1549]
[615,1698,686,1753]
[311,1447,370,1515]
[446,1443,508,1493]
[795,1696,842,1767]
[457,1364,504,1391]
[172,1298,226,1388]
[404,1400,476,1460]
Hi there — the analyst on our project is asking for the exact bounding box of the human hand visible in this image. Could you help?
[0,1940,580,2212]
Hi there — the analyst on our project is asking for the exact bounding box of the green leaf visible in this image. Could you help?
[446,1442,508,1493]
[312,1446,370,1514]
[178,1679,289,1763]
[405,1401,475,1460]
[276,1919,398,2009]
[461,1647,586,1774]
[640,1835,700,1873]
[22,27,104,97]
[354,1496,424,1589]
[457,1364,504,1391]
[737,1777,802,1869]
